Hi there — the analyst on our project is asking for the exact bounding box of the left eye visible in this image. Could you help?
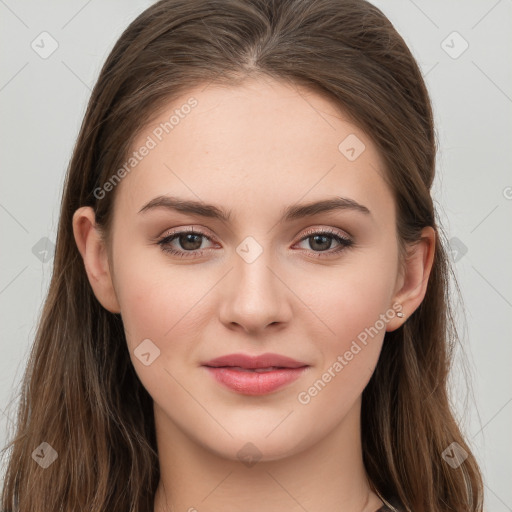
[157,228,353,258]
[295,230,353,254]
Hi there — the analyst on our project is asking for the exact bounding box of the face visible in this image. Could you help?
[100,77,406,461]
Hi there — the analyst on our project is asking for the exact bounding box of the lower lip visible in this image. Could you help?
[203,366,309,395]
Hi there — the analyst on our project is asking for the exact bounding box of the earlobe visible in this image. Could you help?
[72,207,121,314]
[387,226,436,332]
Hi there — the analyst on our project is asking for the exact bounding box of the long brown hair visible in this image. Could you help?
[1,0,484,510]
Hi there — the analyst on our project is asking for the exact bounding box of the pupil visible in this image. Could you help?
[311,235,330,251]
[180,234,202,250]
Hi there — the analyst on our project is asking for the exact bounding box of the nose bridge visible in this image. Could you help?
[220,235,289,332]
[235,234,281,305]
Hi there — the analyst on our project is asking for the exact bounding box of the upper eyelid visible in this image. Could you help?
[300,226,352,240]
[159,227,217,245]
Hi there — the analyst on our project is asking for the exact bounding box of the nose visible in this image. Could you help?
[218,247,292,335]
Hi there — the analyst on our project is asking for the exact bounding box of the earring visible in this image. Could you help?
[396,311,405,318]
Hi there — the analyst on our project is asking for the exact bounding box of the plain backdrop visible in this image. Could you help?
[0,1,511,510]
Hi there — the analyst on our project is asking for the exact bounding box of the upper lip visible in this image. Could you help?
[203,352,308,369]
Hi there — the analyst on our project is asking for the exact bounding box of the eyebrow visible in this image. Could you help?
[138,195,371,222]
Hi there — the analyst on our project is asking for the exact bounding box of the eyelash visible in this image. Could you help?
[156,226,353,259]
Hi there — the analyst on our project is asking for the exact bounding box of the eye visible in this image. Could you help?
[156,226,353,259]
[294,227,353,258]
[157,228,216,258]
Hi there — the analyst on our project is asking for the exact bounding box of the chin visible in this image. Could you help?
[197,427,312,465]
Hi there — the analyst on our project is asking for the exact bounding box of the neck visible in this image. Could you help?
[153,398,384,512]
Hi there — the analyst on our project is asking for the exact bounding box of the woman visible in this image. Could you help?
[0,0,484,511]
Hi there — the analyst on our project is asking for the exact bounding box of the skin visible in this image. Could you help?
[73,76,435,512]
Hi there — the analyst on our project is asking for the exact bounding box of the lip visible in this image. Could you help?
[202,352,310,396]
[203,352,308,369]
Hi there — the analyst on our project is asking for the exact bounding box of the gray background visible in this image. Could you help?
[0,1,511,509]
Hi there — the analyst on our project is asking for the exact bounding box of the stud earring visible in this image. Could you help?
[396,311,405,318]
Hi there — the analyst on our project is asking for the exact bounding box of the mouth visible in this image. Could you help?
[207,366,296,372]
[203,352,308,370]
[202,353,310,395]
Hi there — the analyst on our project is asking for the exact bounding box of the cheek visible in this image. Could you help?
[294,279,392,420]
[310,259,397,341]
[111,244,176,345]
[117,268,203,347]
[114,261,208,404]
[299,252,397,390]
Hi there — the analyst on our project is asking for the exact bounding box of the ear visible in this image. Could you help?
[72,206,121,313]
[386,226,436,332]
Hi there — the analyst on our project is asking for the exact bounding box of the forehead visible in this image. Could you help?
[113,77,393,224]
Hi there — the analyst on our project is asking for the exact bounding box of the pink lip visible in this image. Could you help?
[203,352,308,369]
[202,352,310,396]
